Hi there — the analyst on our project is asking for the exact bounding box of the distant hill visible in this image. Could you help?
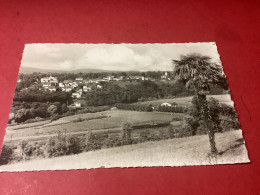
[19,66,122,74]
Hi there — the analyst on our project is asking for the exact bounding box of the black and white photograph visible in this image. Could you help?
[0,43,250,171]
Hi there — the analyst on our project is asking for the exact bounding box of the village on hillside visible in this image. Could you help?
[17,72,171,108]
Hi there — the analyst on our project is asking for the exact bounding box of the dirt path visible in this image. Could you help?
[4,127,122,142]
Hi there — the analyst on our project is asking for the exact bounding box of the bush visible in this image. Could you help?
[167,126,175,139]
[181,97,240,137]
[139,130,158,142]
[158,129,169,140]
[66,136,83,155]
[15,108,30,123]
[179,116,199,137]
[51,113,61,121]
[74,117,83,122]
[121,122,133,141]
[0,144,14,165]
[132,121,170,129]
[84,133,108,151]
[23,117,45,124]
[220,116,240,131]
[104,136,123,148]
[44,132,68,157]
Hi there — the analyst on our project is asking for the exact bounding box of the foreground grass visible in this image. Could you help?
[0,130,250,172]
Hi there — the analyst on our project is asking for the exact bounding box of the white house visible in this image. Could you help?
[161,103,172,107]
[75,77,83,83]
[65,87,72,92]
[49,86,56,92]
[42,82,50,88]
[133,76,148,80]
[103,76,114,81]
[75,77,83,81]
[72,82,78,88]
[59,83,64,87]
[49,76,58,84]
[83,86,91,92]
[72,92,81,98]
[97,84,102,89]
[41,76,58,84]
[75,102,82,108]
[161,72,171,80]
[41,77,49,83]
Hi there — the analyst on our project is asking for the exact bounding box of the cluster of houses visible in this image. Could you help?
[40,76,59,92]
[40,75,152,94]
[40,73,170,99]
[40,76,97,98]
[161,72,171,80]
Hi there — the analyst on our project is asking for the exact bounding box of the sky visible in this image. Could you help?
[21,42,221,72]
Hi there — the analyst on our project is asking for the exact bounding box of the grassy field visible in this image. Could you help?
[134,94,234,107]
[0,130,250,172]
[4,110,181,141]
[4,94,232,143]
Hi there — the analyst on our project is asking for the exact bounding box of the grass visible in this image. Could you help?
[4,110,182,141]
[0,130,250,172]
[134,94,234,107]
[6,120,51,131]
[3,94,232,144]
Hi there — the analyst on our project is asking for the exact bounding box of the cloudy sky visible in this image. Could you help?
[21,42,221,71]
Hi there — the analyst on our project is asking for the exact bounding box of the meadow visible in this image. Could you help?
[4,110,181,142]
[4,94,233,143]
[133,94,234,107]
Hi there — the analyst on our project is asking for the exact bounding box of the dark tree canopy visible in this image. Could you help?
[173,53,225,95]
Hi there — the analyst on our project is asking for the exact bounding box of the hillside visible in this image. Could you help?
[19,66,120,74]
[135,94,234,107]
[0,130,250,172]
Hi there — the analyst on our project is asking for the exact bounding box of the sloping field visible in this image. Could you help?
[135,94,234,107]
[4,110,179,141]
[0,130,250,172]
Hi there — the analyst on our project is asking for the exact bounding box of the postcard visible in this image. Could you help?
[0,43,250,171]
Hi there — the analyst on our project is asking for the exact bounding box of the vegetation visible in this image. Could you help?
[0,145,14,165]
[173,53,229,154]
[1,60,238,166]
[180,97,240,137]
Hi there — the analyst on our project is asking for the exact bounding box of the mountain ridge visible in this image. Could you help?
[19,66,124,74]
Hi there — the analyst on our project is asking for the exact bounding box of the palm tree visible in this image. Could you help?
[172,53,224,154]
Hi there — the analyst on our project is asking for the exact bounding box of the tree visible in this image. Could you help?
[47,105,58,120]
[0,144,14,165]
[173,53,224,154]
[122,122,133,142]
[14,108,30,123]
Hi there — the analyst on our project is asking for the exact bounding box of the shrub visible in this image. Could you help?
[167,126,175,139]
[51,113,61,121]
[84,132,108,151]
[75,117,83,122]
[104,136,123,148]
[15,108,30,123]
[181,97,238,137]
[44,132,68,157]
[0,144,14,165]
[179,116,199,137]
[66,136,83,155]
[139,130,158,142]
[23,117,45,124]
[121,122,133,141]
[158,129,169,140]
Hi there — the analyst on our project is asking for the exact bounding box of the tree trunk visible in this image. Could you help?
[197,94,218,154]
